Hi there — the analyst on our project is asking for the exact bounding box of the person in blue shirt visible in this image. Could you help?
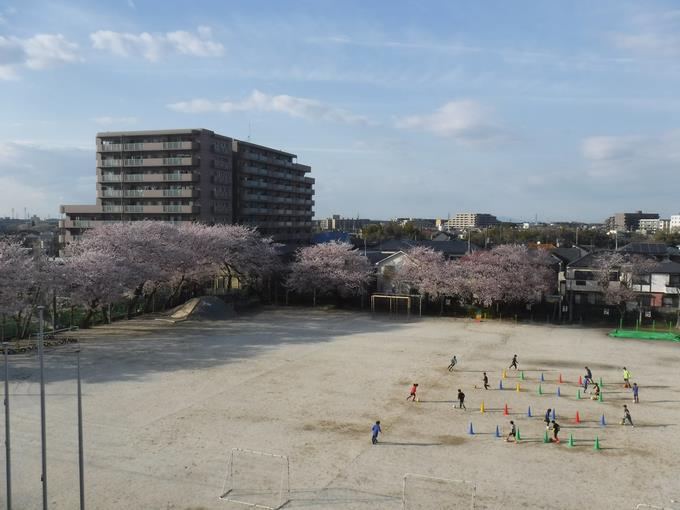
[544,408,552,429]
[632,383,639,404]
[371,421,381,444]
[583,366,593,391]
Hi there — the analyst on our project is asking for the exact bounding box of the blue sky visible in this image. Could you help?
[1,0,679,222]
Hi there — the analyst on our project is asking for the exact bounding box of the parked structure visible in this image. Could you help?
[60,129,314,248]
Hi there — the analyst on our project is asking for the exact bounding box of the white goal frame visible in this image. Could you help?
[402,473,476,510]
[220,448,290,510]
[371,294,422,317]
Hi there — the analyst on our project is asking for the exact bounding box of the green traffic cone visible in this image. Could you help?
[577,389,581,400]
[515,427,521,441]
[593,436,601,451]
[543,429,550,443]
[520,371,525,380]
[598,391,603,403]
[567,434,574,448]
[537,384,543,395]
[598,377,603,387]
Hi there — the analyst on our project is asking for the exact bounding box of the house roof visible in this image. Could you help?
[377,239,474,256]
[618,243,676,255]
[550,247,588,264]
[652,260,680,274]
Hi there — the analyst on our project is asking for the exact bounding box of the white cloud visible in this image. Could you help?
[167,89,371,125]
[582,130,680,178]
[395,100,509,144]
[0,33,79,79]
[90,27,224,61]
[0,141,93,218]
[94,116,139,126]
[612,8,680,57]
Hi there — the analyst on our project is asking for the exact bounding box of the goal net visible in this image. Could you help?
[402,473,475,510]
[220,448,290,509]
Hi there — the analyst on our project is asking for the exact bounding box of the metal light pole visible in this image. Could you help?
[4,342,11,510]
[37,305,48,510]
[76,348,85,510]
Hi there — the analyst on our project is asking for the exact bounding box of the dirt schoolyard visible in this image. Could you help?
[2,307,679,509]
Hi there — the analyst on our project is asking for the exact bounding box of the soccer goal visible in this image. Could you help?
[402,473,476,510]
[220,448,290,509]
[371,294,422,317]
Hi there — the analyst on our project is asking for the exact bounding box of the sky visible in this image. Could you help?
[1,0,679,222]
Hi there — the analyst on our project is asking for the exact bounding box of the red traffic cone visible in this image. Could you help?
[578,375,582,385]
[575,411,581,424]
[503,403,509,416]
[558,373,563,384]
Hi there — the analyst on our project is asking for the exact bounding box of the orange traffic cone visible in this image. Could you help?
[578,375,582,386]
[558,373,563,384]
[503,404,509,416]
[575,411,581,424]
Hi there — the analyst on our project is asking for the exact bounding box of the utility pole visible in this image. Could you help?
[76,348,85,510]
[4,342,11,510]
[38,306,48,510]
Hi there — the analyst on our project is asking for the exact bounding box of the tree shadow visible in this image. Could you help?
[377,441,443,446]
[4,307,408,385]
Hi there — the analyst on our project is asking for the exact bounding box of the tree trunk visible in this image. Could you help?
[313,289,316,307]
[127,283,145,319]
[80,300,100,329]
[164,277,185,308]
[143,288,158,313]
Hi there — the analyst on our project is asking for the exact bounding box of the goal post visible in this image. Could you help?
[371,294,422,317]
[220,448,290,510]
[402,473,475,510]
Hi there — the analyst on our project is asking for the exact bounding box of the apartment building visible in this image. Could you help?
[604,211,659,232]
[314,215,373,233]
[60,129,314,247]
[440,213,498,230]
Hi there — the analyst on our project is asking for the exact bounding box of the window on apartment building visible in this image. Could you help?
[574,270,594,280]
[633,274,651,285]
[669,274,680,287]
[638,295,652,307]
[662,295,678,307]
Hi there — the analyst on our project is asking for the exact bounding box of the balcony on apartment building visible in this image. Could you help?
[97,188,199,198]
[97,156,198,168]
[100,204,199,214]
[99,172,200,183]
[97,141,196,152]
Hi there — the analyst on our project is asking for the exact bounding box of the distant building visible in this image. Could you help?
[670,215,680,232]
[314,215,372,233]
[637,218,670,234]
[59,129,314,248]
[440,213,499,230]
[394,218,437,229]
[604,211,659,232]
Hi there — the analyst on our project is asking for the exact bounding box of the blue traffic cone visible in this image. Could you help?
[600,414,606,426]
[556,387,561,397]
[499,380,503,390]
[495,425,501,438]
[527,406,532,418]
[540,372,545,382]
[468,422,475,435]
[551,409,556,421]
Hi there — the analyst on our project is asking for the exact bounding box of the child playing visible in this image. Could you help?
[632,382,639,403]
[544,408,552,428]
[448,355,457,371]
[550,420,561,443]
[623,367,632,388]
[406,383,418,402]
[483,372,489,390]
[591,382,600,400]
[457,389,466,409]
[506,420,516,442]
[371,421,381,444]
[509,354,519,370]
[621,405,634,426]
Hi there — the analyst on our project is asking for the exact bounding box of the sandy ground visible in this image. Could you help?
[2,307,680,509]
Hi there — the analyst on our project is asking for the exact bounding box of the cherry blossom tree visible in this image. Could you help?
[459,245,556,310]
[397,247,464,313]
[54,248,133,328]
[286,242,372,306]
[593,252,658,319]
[0,239,40,337]
[78,221,177,317]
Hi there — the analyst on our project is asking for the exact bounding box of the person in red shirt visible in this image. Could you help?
[406,383,418,401]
